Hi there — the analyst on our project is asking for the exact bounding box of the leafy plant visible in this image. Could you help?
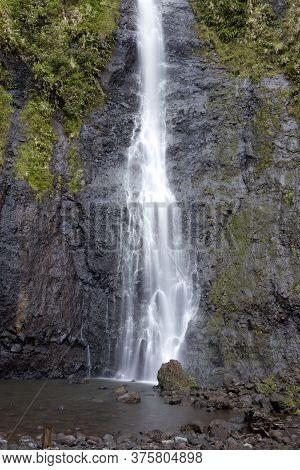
[0,0,120,195]
[191,0,300,121]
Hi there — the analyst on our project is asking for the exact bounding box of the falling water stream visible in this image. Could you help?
[117,0,194,381]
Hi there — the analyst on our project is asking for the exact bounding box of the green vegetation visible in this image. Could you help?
[256,376,300,414]
[68,143,84,194]
[209,205,279,316]
[0,85,12,166]
[256,375,278,395]
[280,385,300,411]
[252,95,283,174]
[210,209,256,313]
[15,98,56,199]
[0,0,120,196]
[294,283,300,295]
[191,0,300,121]
[207,310,222,334]
[283,191,294,205]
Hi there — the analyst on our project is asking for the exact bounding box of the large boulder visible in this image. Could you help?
[157,360,197,391]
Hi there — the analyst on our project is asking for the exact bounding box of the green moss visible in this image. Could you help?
[294,283,300,295]
[254,328,264,337]
[283,191,294,205]
[210,210,253,313]
[207,310,223,334]
[252,96,283,175]
[280,386,300,412]
[215,135,239,170]
[191,0,300,122]
[0,0,120,194]
[210,206,276,314]
[256,375,278,395]
[0,85,12,166]
[15,98,56,200]
[68,144,84,194]
[291,246,297,258]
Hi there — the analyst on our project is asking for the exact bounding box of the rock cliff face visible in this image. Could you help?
[0,0,138,378]
[0,0,299,384]
[162,0,300,385]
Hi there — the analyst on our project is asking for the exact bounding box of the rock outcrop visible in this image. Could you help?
[162,0,300,385]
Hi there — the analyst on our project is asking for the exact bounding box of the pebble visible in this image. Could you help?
[0,438,8,450]
[174,436,188,444]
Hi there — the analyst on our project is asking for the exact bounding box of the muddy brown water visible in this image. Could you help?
[0,379,241,439]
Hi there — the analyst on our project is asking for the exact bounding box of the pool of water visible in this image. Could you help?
[0,379,240,439]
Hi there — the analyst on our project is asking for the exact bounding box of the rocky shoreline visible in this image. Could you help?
[1,377,299,451]
[1,412,299,451]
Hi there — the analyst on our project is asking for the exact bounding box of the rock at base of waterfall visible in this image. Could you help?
[114,385,128,397]
[164,396,182,405]
[117,392,141,404]
[68,375,89,385]
[157,360,197,391]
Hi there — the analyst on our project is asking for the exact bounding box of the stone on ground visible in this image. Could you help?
[114,385,128,397]
[117,392,141,404]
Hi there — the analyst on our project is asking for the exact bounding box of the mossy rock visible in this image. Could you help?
[157,360,197,391]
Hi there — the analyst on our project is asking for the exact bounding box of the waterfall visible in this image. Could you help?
[117,0,194,381]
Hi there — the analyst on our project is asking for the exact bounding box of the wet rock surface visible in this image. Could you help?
[0,0,138,378]
[116,392,141,404]
[162,0,300,385]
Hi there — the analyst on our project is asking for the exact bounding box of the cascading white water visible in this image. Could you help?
[117,0,194,381]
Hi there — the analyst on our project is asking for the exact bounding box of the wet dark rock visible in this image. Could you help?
[225,437,239,450]
[87,435,100,443]
[55,433,66,443]
[116,432,135,444]
[10,344,22,353]
[117,392,141,404]
[61,435,76,446]
[187,435,208,447]
[147,430,164,443]
[239,394,253,408]
[244,410,282,436]
[209,420,231,440]
[0,437,8,450]
[164,396,182,405]
[68,375,89,384]
[103,434,115,447]
[180,423,206,434]
[270,393,284,412]
[86,439,98,446]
